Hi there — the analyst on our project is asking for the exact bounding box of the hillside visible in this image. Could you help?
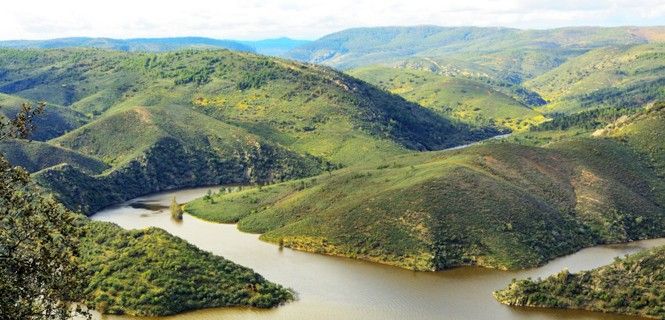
[287,26,664,74]
[0,93,88,140]
[527,44,665,113]
[494,244,665,319]
[0,139,108,174]
[0,48,497,212]
[81,220,293,316]
[0,37,254,52]
[187,106,665,271]
[348,66,545,131]
[0,48,492,162]
[35,106,323,213]
[599,102,665,177]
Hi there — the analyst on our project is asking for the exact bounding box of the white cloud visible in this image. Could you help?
[0,0,662,40]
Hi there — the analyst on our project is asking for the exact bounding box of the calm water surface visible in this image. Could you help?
[90,187,663,320]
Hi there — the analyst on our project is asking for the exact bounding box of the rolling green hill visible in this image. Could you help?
[0,93,88,140]
[187,105,665,271]
[0,139,108,174]
[494,244,665,319]
[35,106,324,213]
[528,44,665,113]
[348,66,546,131]
[598,102,665,177]
[0,48,492,161]
[81,221,293,316]
[292,26,663,122]
[0,48,496,213]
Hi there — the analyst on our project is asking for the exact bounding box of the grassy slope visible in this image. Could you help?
[0,49,493,164]
[81,221,293,316]
[0,93,88,141]
[494,245,665,319]
[527,44,665,113]
[0,139,108,174]
[0,48,497,212]
[491,106,665,319]
[36,106,323,213]
[348,66,545,131]
[187,108,665,271]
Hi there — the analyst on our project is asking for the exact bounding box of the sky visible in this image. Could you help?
[0,0,663,41]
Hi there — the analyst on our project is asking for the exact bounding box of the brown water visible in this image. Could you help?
[91,187,663,320]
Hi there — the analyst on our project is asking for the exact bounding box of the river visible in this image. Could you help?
[90,187,662,320]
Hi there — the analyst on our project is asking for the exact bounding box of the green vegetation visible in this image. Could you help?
[0,93,88,141]
[80,221,293,316]
[528,44,665,113]
[0,139,108,174]
[170,196,183,220]
[295,26,663,129]
[0,100,294,318]
[0,48,497,212]
[531,108,637,132]
[349,65,546,131]
[33,106,323,214]
[494,245,665,319]
[188,105,665,271]
[0,103,87,320]
[600,102,665,177]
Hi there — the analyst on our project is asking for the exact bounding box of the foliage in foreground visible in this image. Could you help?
[0,103,87,320]
[494,245,665,319]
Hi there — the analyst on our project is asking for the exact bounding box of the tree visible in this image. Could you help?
[0,102,88,319]
[203,189,215,204]
[170,196,183,220]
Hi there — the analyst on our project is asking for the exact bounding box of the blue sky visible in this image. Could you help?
[0,0,662,40]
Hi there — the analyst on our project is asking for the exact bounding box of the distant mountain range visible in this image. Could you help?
[0,36,311,56]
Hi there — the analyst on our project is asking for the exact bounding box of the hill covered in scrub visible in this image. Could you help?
[187,104,665,271]
[348,66,545,131]
[34,106,323,213]
[0,48,495,213]
[80,221,293,316]
[494,244,665,319]
[527,43,665,113]
[0,139,108,174]
[0,93,88,141]
[297,26,663,130]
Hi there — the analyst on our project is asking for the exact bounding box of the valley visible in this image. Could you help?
[0,23,664,320]
[91,187,665,320]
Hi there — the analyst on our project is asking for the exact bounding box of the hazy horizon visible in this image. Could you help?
[1,24,664,43]
[0,0,662,41]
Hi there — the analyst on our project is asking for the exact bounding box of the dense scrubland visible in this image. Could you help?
[1,26,664,318]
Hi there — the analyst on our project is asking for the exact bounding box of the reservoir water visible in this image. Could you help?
[91,187,661,320]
